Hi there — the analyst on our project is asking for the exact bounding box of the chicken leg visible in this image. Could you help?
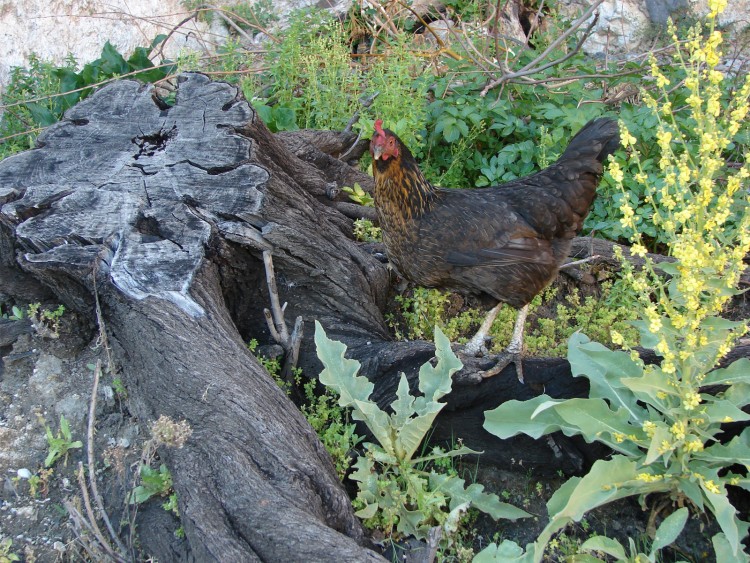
[463,303,528,383]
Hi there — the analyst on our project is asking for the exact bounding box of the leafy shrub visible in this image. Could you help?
[0,39,174,159]
[314,321,529,548]
[479,6,750,561]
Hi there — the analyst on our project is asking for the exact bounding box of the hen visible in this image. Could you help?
[370,117,620,382]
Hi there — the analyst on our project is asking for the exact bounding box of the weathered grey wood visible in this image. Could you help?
[0,73,386,561]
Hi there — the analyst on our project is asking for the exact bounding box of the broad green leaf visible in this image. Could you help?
[485,395,569,439]
[621,369,676,407]
[26,102,58,127]
[713,532,750,563]
[353,400,394,454]
[698,429,750,466]
[553,398,645,455]
[394,405,443,460]
[703,400,750,424]
[702,477,743,557]
[416,325,461,405]
[579,535,627,560]
[473,540,533,563]
[100,41,129,75]
[354,502,378,519]
[722,382,750,408]
[703,359,750,387]
[314,321,372,406]
[429,472,530,521]
[568,333,642,418]
[651,506,688,555]
[546,457,640,527]
[485,396,642,456]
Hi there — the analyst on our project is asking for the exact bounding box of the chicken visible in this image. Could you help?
[369,117,620,382]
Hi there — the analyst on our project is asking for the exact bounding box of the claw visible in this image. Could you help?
[480,350,524,383]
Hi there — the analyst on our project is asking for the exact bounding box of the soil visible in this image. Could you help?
[0,307,180,562]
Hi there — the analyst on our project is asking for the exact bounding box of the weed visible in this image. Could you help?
[342,183,374,207]
[27,303,65,339]
[0,538,20,563]
[353,218,382,243]
[44,415,83,467]
[315,322,529,550]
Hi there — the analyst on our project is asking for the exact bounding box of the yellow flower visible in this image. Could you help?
[642,421,657,438]
[671,420,686,441]
[704,480,721,495]
[682,392,701,411]
[683,439,704,453]
[631,243,647,258]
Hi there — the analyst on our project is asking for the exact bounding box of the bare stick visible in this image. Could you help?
[76,463,125,562]
[480,0,605,96]
[87,360,128,555]
[263,250,290,344]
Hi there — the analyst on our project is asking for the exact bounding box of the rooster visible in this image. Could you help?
[370,117,620,382]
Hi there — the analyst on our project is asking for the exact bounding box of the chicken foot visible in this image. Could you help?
[462,303,528,383]
[482,304,528,383]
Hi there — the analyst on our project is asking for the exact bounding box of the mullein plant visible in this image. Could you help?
[479,2,750,561]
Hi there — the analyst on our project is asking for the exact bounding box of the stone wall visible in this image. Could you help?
[0,1,225,93]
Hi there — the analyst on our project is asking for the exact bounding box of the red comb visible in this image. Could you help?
[374,119,385,136]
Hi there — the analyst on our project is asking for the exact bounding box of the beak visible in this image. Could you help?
[371,144,383,161]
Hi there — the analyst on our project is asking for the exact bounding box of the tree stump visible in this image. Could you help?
[4,73,746,559]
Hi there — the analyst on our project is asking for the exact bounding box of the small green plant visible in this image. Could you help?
[342,183,374,207]
[576,507,689,562]
[301,379,362,480]
[26,468,54,498]
[2,305,25,320]
[0,538,20,563]
[129,464,173,505]
[314,321,529,548]
[352,218,382,243]
[26,302,65,338]
[44,415,82,467]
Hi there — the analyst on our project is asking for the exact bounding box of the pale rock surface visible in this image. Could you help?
[0,0,227,94]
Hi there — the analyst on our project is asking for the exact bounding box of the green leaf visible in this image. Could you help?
[702,478,744,557]
[395,405,443,460]
[539,457,642,550]
[26,102,59,127]
[99,41,129,75]
[651,506,688,555]
[713,532,750,563]
[314,321,372,407]
[416,325,461,405]
[697,429,750,466]
[391,373,416,429]
[473,540,533,563]
[429,472,530,521]
[703,359,750,386]
[645,423,672,465]
[579,535,627,560]
[484,396,642,456]
[568,333,643,419]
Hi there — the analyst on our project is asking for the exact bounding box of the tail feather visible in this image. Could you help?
[559,117,620,164]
